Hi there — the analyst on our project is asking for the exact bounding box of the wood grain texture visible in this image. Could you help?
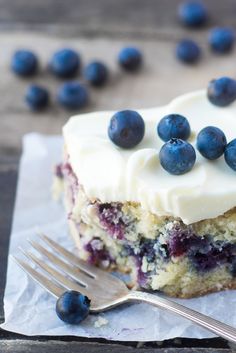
[0,0,235,37]
[0,339,233,353]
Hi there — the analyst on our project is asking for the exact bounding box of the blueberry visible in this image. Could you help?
[56,290,90,324]
[188,239,231,272]
[139,239,156,262]
[57,82,89,110]
[159,138,196,175]
[176,39,201,64]
[157,114,191,142]
[11,50,38,77]
[118,47,142,71]
[108,110,145,148]
[84,61,109,87]
[207,77,236,107]
[209,27,235,54]
[197,126,227,160]
[224,139,236,171]
[25,84,49,110]
[50,49,80,78]
[178,1,208,27]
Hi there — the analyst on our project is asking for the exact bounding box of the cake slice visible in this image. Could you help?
[57,90,236,298]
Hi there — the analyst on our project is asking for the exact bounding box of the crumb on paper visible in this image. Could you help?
[94,316,109,328]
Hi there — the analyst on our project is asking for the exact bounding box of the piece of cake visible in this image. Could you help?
[57,90,236,298]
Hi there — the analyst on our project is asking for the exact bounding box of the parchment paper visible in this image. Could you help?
[1,133,236,341]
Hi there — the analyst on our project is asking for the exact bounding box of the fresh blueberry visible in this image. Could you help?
[209,27,235,54]
[25,84,49,110]
[159,138,196,175]
[178,1,208,27]
[118,47,142,71]
[84,61,109,87]
[224,139,236,171]
[176,39,201,64]
[197,126,227,160]
[56,290,90,324]
[157,114,191,142]
[50,49,80,78]
[57,82,89,110]
[11,50,38,77]
[108,110,145,148]
[207,77,236,107]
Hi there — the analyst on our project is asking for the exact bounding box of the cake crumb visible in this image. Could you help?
[94,316,108,328]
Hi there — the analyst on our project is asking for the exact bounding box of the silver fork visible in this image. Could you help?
[13,234,236,343]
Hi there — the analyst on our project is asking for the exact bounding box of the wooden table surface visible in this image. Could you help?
[1,0,236,351]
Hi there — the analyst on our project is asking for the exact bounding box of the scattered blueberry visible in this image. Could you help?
[209,27,235,54]
[207,77,236,107]
[178,1,208,27]
[157,114,191,142]
[57,82,89,110]
[108,110,145,148]
[159,138,196,175]
[25,84,49,110]
[11,50,38,77]
[224,139,236,171]
[84,61,109,87]
[176,39,201,64]
[118,47,142,71]
[197,126,227,160]
[56,290,90,324]
[50,49,80,78]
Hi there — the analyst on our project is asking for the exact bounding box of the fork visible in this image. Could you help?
[13,234,236,343]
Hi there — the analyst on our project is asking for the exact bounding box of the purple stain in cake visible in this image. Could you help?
[55,163,64,179]
[98,203,126,240]
[134,256,148,287]
[85,237,113,268]
[167,224,199,256]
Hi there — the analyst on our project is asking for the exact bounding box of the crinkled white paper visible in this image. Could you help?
[1,133,236,341]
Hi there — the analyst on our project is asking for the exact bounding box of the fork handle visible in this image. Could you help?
[127,291,236,343]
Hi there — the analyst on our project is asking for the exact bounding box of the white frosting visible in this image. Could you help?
[63,90,236,224]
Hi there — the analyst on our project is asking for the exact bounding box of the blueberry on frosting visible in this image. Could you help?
[25,84,49,110]
[176,39,201,64]
[56,290,90,324]
[159,138,196,175]
[118,47,142,71]
[108,110,145,148]
[157,114,191,142]
[178,1,208,27]
[84,61,109,87]
[197,126,227,160]
[207,77,236,107]
[50,48,80,78]
[11,49,38,77]
[57,82,89,110]
[209,27,235,54]
[224,139,236,171]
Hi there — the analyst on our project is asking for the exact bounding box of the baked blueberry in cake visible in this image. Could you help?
[55,80,236,298]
